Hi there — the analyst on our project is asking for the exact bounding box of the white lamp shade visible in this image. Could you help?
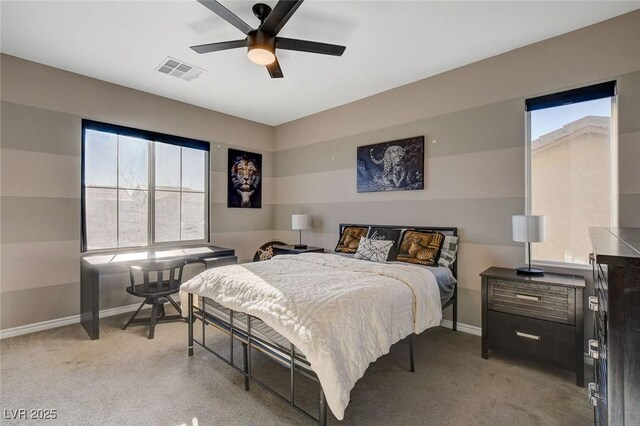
[291,214,309,230]
[512,215,546,243]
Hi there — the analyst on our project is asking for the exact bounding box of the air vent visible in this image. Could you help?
[156,57,204,81]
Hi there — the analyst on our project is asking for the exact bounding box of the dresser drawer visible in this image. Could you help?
[487,310,575,366]
[488,278,575,324]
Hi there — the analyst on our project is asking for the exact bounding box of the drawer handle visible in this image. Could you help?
[515,293,541,302]
[515,331,541,340]
[588,296,599,311]
[589,339,600,359]
[588,382,602,406]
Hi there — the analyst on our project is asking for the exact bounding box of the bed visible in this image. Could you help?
[181,224,458,425]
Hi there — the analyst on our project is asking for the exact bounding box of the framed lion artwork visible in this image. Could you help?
[227,148,262,209]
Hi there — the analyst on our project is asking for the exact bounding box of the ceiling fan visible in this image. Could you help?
[190,0,346,78]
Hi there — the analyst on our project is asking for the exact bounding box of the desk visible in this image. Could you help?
[81,245,236,340]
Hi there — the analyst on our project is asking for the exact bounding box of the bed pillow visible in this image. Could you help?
[438,235,459,268]
[335,226,368,253]
[366,227,402,261]
[354,237,394,263]
[395,230,445,266]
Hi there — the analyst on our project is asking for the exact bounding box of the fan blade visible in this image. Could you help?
[260,0,303,36]
[197,0,253,35]
[277,37,345,56]
[190,39,247,54]
[266,58,284,78]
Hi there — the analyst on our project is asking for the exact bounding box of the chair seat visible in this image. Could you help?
[126,281,181,298]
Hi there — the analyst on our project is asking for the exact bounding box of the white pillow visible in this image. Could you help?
[438,235,459,268]
[354,237,394,263]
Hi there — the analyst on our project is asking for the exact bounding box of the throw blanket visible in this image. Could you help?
[180,253,442,420]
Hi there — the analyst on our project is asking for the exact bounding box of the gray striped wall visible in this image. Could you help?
[269,10,640,328]
[272,70,640,328]
[2,11,640,332]
[272,98,527,327]
[1,55,276,330]
[618,71,640,227]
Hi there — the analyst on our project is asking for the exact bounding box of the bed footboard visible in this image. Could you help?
[186,293,328,425]
[186,293,417,425]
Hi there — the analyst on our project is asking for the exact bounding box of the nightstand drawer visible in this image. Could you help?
[488,278,575,325]
[487,310,574,366]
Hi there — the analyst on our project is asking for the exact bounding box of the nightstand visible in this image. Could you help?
[272,245,324,256]
[480,267,585,387]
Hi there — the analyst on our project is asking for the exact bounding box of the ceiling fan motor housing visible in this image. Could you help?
[252,3,272,23]
[247,30,276,65]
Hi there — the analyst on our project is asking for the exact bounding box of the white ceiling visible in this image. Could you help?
[2,1,639,126]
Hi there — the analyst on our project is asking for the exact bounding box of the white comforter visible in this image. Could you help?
[180,253,442,420]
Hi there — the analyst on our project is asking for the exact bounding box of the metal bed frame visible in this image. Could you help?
[187,224,458,425]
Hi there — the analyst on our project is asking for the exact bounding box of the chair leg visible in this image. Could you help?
[149,300,159,339]
[122,301,147,330]
[165,295,183,316]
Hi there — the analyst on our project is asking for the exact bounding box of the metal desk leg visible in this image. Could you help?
[188,293,194,356]
[80,261,100,340]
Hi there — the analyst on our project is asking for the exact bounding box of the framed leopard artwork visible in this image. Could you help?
[356,136,424,193]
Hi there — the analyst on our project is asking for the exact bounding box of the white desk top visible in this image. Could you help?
[82,245,233,267]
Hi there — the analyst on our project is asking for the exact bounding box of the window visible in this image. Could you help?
[82,121,209,251]
[526,82,617,265]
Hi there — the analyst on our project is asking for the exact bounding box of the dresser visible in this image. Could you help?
[480,267,585,386]
[589,228,640,426]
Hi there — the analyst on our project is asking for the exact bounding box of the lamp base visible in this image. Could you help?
[516,266,545,276]
[293,244,308,249]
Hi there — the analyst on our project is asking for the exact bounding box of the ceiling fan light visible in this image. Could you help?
[247,46,276,65]
[247,30,276,66]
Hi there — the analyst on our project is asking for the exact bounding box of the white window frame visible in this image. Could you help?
[82,121,210,253]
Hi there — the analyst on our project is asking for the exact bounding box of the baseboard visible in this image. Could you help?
[439,319,482,336]
[0,308,503,341]
[0,303,142,340]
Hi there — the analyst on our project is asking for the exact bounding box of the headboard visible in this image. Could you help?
[338,223,459,279]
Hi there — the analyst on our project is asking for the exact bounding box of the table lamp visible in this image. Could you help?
[512,215,546,275]
[292,214,309,249]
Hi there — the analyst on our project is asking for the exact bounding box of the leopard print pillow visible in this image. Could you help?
[395,231,444,266]
[335,227,368,253]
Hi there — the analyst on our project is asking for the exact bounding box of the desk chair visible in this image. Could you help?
[123,258,187,339]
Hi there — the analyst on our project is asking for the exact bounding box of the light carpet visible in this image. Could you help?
[0,311,592,425]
